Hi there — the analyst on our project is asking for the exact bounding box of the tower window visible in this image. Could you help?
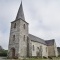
[37,47,39,50]
[13,35,15,41]
[27,36,29,41]
[14,23,16,28]
[23,24,25,29]
[33,45,35,51]
[24,35,25,41]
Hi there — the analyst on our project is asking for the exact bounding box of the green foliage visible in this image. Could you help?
[0,50,8,57]
[43,56,47,59]
[48,56,52,59]
[58,55,60,57]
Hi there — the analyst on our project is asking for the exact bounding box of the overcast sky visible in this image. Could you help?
[0,0,60,49]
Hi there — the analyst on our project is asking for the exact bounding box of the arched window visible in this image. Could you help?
[14,23,16,28]
[24,35,25,41]
[37,47,39,50]
[13,35,15,41]
[27,36,29,41]
[40,46,42,52]
[33,45,35,51]
[23,24,25,29]
[46,47,47,52]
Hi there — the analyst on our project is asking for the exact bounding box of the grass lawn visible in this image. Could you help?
[52,57,60,60]
[19,57,60,60]
[25,58,48,60]
[0,57,60,60]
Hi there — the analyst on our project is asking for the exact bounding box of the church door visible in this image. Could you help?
[11,48,15,58]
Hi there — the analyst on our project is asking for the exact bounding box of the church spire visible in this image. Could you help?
[16,1,25,20]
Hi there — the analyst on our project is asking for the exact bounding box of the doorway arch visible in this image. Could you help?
[11,48,15,58]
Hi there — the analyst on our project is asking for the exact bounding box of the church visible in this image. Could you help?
[8,2,58,59]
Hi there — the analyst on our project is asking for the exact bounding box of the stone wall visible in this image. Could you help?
[8,20,20,58]
[8,19,29,58]
[29,40,48,58]
[54,41,58,57]
[47,45,55,57]
[47,41,58,57]
[57,47,60,56]
[18,19,28,58]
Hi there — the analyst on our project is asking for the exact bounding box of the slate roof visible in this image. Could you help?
[29,34,55,46]
[45,39,55,46]
[29,34,46,45]
[16,1,25,20]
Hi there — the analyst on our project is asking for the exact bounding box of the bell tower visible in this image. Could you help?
[8,1,29,58]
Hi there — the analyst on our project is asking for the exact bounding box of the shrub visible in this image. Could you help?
[58,55,60,57]
[43,56,47,59]
[0,50,7,57]
[48,56,52,59]
[0,52,7,56]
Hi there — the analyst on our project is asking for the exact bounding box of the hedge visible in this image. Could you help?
[0,50,7,57]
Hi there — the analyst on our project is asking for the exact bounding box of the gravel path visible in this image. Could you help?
[0,57,6,60]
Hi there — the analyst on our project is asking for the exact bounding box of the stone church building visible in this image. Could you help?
[8,2,58,58]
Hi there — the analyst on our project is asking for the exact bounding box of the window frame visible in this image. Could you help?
[13,35,15,41]
[33,45,35,51]
[14,23,16,28]
[23,24,25,29]
[24,35,25,41]
[46,47,47,52]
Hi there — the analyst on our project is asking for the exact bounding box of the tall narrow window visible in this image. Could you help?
[27,36,29,41]
[46,47,47,52]
[24,35,25,41]
[14,23,16,28]
[13,35,15,41]
[40,46,42,52]
[37,47,39,50]
[33,45,34,51]
[23,24,25,29]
